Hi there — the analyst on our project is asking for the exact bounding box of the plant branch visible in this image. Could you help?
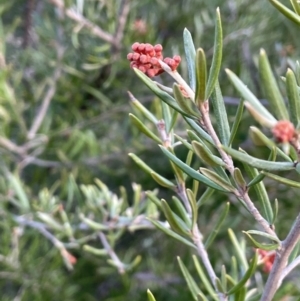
[48,0,116,45]
[260,213,300,301]
[199,100,278,238]
[27,48,63,140]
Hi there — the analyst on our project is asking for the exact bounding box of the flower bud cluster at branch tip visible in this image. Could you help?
[257,249,275,273]
[127,42,181,78]
[272,120,296,143]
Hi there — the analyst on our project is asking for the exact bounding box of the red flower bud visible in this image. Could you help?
[272,120,295,143]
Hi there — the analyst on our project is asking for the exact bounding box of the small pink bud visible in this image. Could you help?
[140,54,149,63]
[138,43,146,52]
[154,44,163,52]
[132,42,140,51]
[127,53,133,60]
[132,53,140,61]
[272,120,295,143]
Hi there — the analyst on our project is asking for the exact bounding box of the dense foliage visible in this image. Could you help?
[1,0,300,300]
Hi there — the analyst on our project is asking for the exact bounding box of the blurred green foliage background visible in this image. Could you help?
[1,0,300,300]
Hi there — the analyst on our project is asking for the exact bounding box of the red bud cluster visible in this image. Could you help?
[257,249,275,273]
[127,42,181,78]
[272,120,295,143]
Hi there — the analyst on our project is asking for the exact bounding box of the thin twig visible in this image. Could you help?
[27,48,63,140]
[260,214,300,301]
[279,254,300,285]
[48,0,116,45]
[98,232,126,274]
[114,0,131,49]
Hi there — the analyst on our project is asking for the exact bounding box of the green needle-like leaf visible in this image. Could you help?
[229,100,244,146]
[200,168,236,192]
[129,114,161,144]
[178,257,203,300]
[159,146,227,191]
[173,84,200,117]
[211,81,230,145]
[226,69,277,123]
[286,68,300,127]
[149,219,196,249]
[147,290,157,301]
[233,168,247,189]
[291,0,300,15]
[192,141,225,167]
[262,171,300,188]
[227,251,258,295]
[195,48,207,105]
[243,163,273,223]
[161,199,190,236]
[150,172,176,189]
[228,229,248,270]
[268,0,300,25]
[205,202,230,249]
[222,146,295,171]
[243,231,280,251]
[206,8,223,100]
[183,28,196,90]
[134,68,193,117]
[186,189,198,228]
[259,49,289,120]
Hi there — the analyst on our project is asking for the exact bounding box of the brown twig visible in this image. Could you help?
[48,0,116,45]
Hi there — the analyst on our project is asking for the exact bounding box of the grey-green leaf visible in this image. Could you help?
[206,8,223,100]
[259,49,289,120]
[159,146,227,191]
[195,48,207,105]
[222,146,295,171]
[268,0,300,25]
[286,68,300,127]
[183,28,196,90]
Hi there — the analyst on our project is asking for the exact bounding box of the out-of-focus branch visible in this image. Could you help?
[114,0,131,50]
[27,47,64,140]
[48,0,116,45]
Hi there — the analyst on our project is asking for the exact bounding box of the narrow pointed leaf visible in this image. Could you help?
[128,91,157,124]
[146,191,161,208]
[247,173,265,188]
[211,81,230,145]
[243,231,279,251]
[173,84,200,117]
[169,109,179,132]
[178,256,202,299]
[262,171,300,188]
[234,287,247,301]
[134,68,192,117]
[259,49,289,120]
[129,114,161,143]
[192,255,219,301]
[286,68,300,127]
[149,219,196,249]
[245,230,280,243]
[197,187,215,208]
[195,48,207,105]
[206,8,223,99]
[249,126,292,162]
[227,251,258,295]
[215,277,226,293]
[221,265,227,293]
[222,146,295,171]
[170,160,185,184]
[150,172,176,189]
[186,189,198,228]
[229,100,244,146]
[184,117,214,145]
[205,202,230,249]
[243,163,273,223]
[296,61,300,84]
[192,141,225,167]
[228,229,248,270]
[233,168,247,189]
[172,196,191,226]
[268,0,300,25]
[226,69,277,123]
[272,198,279,225]
[147,290,157,301]
[174,134,193,151]
[161,101,172,133]
[129,153,155,174]
[291,0,300,16]
[183,28,196,90]
[161,199,190,236]
[159,146,227,191]
[200,168,236,192]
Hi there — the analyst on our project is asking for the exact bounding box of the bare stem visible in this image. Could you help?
[48,0,116,45]
[98,232,126,274]
[260,214,300,301]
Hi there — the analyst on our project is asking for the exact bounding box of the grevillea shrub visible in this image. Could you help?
[127,1,300,300]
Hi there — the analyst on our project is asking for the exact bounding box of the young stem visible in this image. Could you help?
[199,100,278,238]
[260,214,300,301]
